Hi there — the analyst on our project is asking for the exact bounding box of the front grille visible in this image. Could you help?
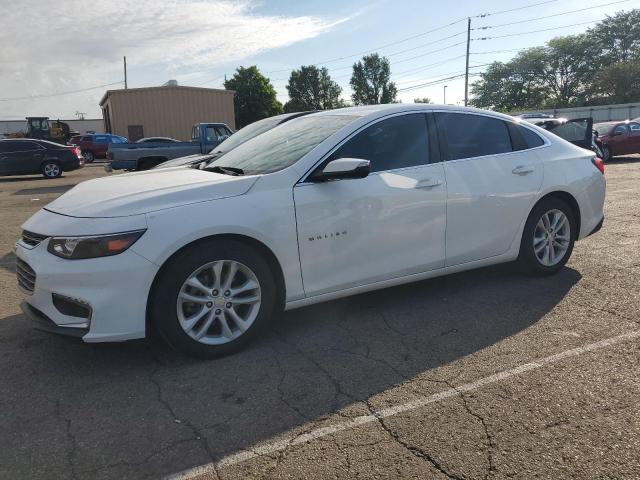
[16,258,36,293]
[21,230,48,248]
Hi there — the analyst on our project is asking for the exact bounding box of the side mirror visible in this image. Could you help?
[312,158,370,182]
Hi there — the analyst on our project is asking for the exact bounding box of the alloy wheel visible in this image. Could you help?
[44,163,60,178]
[177,260,261,345]
[533,209,571,267]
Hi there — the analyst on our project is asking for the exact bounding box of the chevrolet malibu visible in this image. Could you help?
[16,105,606,357]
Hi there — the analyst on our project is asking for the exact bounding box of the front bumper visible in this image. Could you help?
[21,301,89,338]
[587,215,604,237]
[15,238,159,343]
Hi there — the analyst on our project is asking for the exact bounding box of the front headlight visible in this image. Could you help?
[47,230,146,260]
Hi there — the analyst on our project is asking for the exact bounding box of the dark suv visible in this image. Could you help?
[0,139,83,178]
[68,133,127,163]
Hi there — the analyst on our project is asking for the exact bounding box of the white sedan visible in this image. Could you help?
[15,105,606,357]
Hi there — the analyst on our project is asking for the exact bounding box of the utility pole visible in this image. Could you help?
[464,17,471,107]
[443,85,448,104]
[124,56,128,89]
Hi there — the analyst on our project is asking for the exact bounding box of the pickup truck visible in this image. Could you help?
[105,123,232,171]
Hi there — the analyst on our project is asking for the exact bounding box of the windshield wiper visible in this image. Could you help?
[202,165,244,176]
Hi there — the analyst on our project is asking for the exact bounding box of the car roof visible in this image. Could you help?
[308,104,518,123]
[522,117,564,124]
[274,111,316,123]
[0,138,66,147]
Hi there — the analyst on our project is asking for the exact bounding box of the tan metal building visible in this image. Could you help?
[99,85,235,141]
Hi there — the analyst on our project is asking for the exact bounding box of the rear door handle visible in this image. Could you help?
[415,178,443,189]
[512,165,534,175]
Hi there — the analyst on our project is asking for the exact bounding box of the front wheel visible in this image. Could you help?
[602,145,612,162]
[82,150,94,163]
[151,239,277,358]
[518,198,576,275]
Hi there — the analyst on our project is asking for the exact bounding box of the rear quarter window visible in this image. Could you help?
[508,123,545,150]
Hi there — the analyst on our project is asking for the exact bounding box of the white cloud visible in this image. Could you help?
[0,0,344,118]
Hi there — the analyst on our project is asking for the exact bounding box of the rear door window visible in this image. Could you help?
[614,124,630,135]
[93,135,109,144]
[435,113,512,160]
[4,141,39,152]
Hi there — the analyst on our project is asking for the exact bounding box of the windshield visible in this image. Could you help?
[210,115,288,154]
[206,115,357,175]
[594,123,615,133]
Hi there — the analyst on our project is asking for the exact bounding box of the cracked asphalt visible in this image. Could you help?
[1,159,639,479]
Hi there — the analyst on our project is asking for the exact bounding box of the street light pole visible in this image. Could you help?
[443,85,448,105]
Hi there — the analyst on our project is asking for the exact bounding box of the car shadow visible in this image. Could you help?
[0,251,16,272]
[0,175,50,183]
[12,184,75,195]
[607,154,640,164]
[0,263,581,479]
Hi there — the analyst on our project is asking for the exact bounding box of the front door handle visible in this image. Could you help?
[415,178,443,189]
[512,165,534,175]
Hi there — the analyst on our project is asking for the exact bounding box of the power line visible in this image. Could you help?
[264,0,563,75]
[397,73,482,92]
[471,48,528,55]
[473,0,630,30]
[0,81,124,102]
[192,75,226,87]
[392,55,467,78]
[265,18,468,74]
[395,64,490,86]
[473,20,600,41]
[474,0,559,18]
[271,40,467,83]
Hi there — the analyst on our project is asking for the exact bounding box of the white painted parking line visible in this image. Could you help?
[166,329,640,479]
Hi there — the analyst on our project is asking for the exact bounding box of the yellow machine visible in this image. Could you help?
[6,117,77,144]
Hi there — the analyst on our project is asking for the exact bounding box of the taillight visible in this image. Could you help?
[591,156,605,174]
[73,147,82,159]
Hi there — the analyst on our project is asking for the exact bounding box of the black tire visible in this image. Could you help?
[82,150,94,163]
[518,197,576,276]
[138,158,164,171]
[41,161,62,179]
[151,239,277,358]
[602,145,612,162]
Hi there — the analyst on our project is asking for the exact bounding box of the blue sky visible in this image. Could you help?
[0,0,634,119]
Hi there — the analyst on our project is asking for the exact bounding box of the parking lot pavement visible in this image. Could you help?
[0,159,639,480]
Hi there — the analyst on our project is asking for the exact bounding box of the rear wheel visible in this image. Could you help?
[518,197,576,275]
[82,150,94,163]
[42,161,62,179]
[151,239,277,358]
[138,158,165,170]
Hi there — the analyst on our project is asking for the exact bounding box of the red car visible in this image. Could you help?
[68,133,128,162]
[594,121,640,162]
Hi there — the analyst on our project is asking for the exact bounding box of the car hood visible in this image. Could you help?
[45,167,258,218]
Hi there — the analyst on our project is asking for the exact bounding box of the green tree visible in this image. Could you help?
[350,54,397,105]
[284,65,343,112]
[224,66,283,128]
[471,49,548,111]
[542,35,595,107]
[591,61,640,103]
[590,10,640,64]
[413,97,432,104]
[470,10,640,110]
